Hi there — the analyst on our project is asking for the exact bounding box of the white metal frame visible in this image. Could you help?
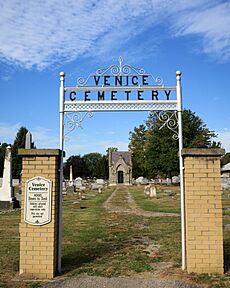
[58,60,185,272]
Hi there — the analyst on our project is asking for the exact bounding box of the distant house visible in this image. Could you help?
[221,163,230,177]
[221,162,230,190]
[108,150,132,186]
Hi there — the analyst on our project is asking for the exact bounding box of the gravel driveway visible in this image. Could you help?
[43,274,201,288]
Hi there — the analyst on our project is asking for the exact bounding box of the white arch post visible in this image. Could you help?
[58,58,185,272]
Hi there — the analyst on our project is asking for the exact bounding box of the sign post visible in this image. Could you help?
[58,72,65,273]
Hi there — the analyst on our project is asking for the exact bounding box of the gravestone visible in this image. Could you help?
[25,131,32,149]
[144,185,150,196]
[172,176,180,184]
[62,181,67,195]
[144,184,157,198]
[74,177,86,190]
[166,178,172,185]
[136,176,149,185]
[149,185,157,198]
[96,179,105,189]
[0,146,15,209]
[69,165,73,186]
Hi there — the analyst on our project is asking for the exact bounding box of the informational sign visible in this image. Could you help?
[24,176,52,225]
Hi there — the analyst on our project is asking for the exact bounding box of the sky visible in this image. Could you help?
[0,0,230,158]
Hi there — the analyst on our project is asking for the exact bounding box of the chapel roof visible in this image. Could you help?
[111,151,132,166]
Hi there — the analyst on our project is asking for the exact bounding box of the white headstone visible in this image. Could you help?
[69,165,73,182]
[0,146,13,202]
[144,185,150,196]
[96,179,105,185]
[172,176,180,184]
[136,176,149,185]
[149,185,157,198]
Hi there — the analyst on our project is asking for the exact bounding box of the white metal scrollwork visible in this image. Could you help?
[154,111,179,140]
[64,111,93,137]
[76,56,164,87]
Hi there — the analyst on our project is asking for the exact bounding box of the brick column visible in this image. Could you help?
[18,149,61,279]
[182,148,225,274]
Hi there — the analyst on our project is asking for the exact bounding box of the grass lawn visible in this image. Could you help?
[0,185,229,288]
[130,184,181,213]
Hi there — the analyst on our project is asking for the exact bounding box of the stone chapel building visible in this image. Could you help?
[108,150,132,186]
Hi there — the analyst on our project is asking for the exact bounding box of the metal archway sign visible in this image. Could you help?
[58,57,185,273]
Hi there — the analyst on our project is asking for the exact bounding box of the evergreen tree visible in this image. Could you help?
[12,127,35,178]
[145,113,179,179]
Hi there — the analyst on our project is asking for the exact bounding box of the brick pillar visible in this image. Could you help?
[18,149,61,279]
[182,148,225,274]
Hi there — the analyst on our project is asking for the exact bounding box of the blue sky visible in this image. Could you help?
[0,0,230,158]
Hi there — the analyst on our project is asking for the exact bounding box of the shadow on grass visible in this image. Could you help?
[224,237,230,273]
[61,240,132,274]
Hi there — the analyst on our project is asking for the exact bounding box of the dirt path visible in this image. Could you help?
[103,186,179,217]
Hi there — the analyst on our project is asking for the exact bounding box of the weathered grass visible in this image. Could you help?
[0,185,229,288]
[130,185,180,213]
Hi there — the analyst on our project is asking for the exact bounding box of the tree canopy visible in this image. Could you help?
[221,152,230,167]
[63,152,108,179]
[129,109,221,179]
[63,147,120,179]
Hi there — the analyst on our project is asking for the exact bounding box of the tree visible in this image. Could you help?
[63,152,108,179]
[145,113,179,179]
[83,152,107,178]
[221,152,230,167]
[182,110,219,148]
[129,109,221,179]
[129,125,147,178]
[106,147,118,154]
[63,155,87,179]
[12,127,35,178]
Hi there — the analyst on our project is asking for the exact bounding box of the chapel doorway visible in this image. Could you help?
[118,171,124,184]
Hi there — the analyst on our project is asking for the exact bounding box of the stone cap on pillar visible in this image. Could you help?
[181,148,225,157]
[18,149,65,157]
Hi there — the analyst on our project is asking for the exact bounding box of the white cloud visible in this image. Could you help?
[0,122,59,148]
[0,0,161,70]
[0,1,229,70]
[172,1,230,61]
[216,130,230,152]
[64,138,129,158]
[32,127,59,148]
[0,122,21,144]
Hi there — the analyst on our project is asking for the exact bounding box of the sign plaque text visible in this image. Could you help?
[24,176,52,225]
